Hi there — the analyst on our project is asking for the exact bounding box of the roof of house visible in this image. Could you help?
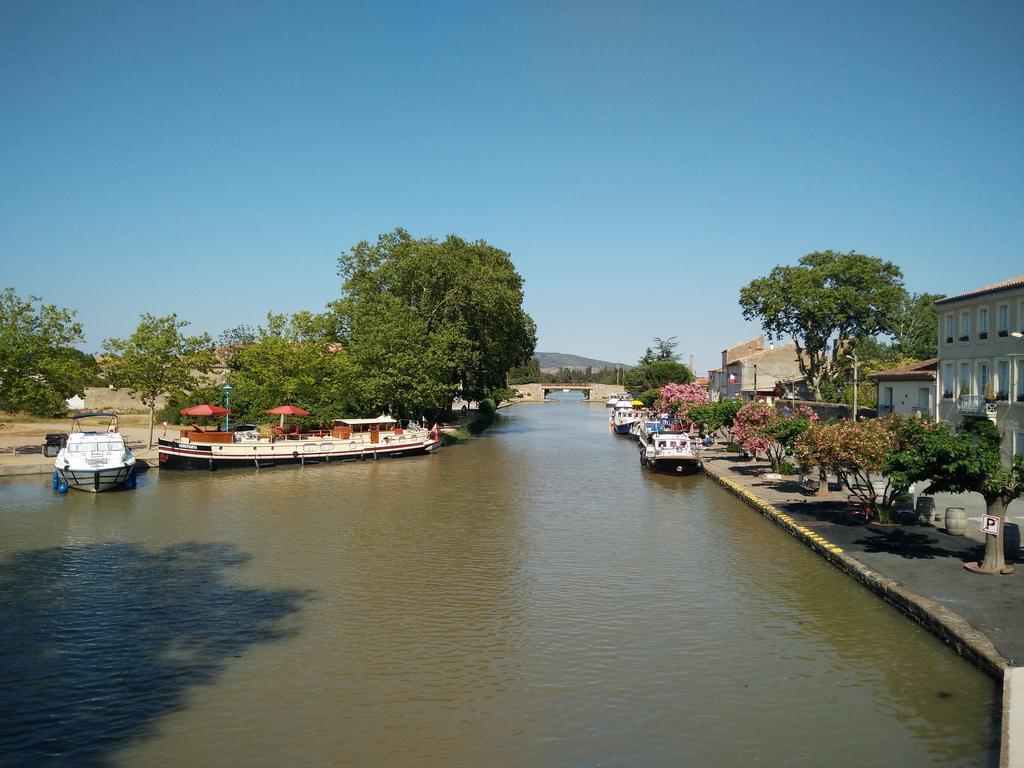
[870,358,937,381]
[935,276,1024,305]
[730,342,799,366]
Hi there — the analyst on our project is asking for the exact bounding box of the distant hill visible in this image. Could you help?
[534,352,630,373]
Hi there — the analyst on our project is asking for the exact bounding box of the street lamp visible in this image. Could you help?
[223,382,232,432]
[845,350,858,421]
[1012,331,1023,338]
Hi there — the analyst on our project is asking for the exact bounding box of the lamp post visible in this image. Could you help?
[848,350,858,421]
[223,382,232,432]
[753,364,758,402]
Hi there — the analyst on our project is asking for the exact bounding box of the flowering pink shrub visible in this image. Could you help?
[657,382,708,420]
[733,401,775,455]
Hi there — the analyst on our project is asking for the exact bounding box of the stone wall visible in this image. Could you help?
[81,387,167,414]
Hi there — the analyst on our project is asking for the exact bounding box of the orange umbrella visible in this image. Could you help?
[265,404,310,428]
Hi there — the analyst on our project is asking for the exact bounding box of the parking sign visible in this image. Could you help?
[981,515,1000,535]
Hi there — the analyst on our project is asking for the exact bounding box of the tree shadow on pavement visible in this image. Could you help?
[854,528,984,561]
[0,542,313,768]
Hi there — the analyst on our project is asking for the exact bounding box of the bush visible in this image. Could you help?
[779,461,797,475]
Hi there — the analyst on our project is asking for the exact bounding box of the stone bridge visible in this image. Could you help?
[510,383,625,402]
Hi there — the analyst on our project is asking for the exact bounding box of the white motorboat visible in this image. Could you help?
[610,401,643,435]
[637,420,702,474]
[605,393,630,408]
[53,412,137,493]
[158,415,439,471]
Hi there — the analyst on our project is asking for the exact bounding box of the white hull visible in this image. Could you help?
[56,462,136,492]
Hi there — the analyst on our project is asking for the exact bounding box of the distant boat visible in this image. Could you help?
[53,412,137,493]
[562,388,571,392]
[605,393,630,407]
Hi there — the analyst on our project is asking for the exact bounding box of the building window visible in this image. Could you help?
[998,303,1009,336]
[942,363,955,399]
[1017,431,1024,457]
[945,314,954,343]
[1017,359,1024,402]
[978,307,989,339]
[978,361,990,398]
[960,362,972,395]
[960,311,971,341]
[997,360,1010,400]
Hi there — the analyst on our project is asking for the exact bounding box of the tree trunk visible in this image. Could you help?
[980,496,1007,572]
[815,465,828,496]
[148,403,155,450]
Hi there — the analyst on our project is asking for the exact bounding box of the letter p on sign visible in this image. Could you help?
[981,515,1000,535]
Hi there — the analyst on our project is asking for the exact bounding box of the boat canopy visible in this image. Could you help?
[72,412,119,419]
[332,416,398,426]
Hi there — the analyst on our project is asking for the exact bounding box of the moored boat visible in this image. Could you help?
[637,420,702,474]
[53,412,137,493]
[605,392,631,408]
[610,400,643,435]
[158,415,439,470]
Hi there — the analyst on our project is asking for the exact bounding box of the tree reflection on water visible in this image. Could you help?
[0,542,311,768]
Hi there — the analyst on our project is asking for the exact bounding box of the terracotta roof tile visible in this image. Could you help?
[870,358,937,381]
[935,276,1024,305]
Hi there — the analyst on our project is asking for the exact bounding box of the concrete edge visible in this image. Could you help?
[1004,667,1023,768]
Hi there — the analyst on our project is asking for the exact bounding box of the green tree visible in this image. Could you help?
[225,312,361,425]
[102,314,216,448]
[333,229,536,413]
[0,288,93,416]
[688,399,744,442]
[653,336,678,361]
[890,291,944,359]
[739,250,906,400]
[885,418,1024,573]
[508,357,542,385]
[623,359,693,393]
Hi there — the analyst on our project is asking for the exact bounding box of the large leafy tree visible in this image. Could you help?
[739,251,906,400]
[623,359,693,393]
[224,312,362,424]
[333,229,536,416]
[102,314,216,448]
[885,418,1024,574]
[0,288,94,416]
[889,291,944,360]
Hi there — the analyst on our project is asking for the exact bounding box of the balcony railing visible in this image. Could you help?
[958,395,996,417]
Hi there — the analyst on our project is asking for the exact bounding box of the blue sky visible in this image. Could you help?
[2,1,1022,374]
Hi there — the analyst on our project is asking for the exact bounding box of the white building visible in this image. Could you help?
[872,359,936,418]
[935,276,1024,464]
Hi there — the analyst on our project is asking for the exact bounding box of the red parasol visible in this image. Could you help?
[265,404,310,428]
[180,404,230,417]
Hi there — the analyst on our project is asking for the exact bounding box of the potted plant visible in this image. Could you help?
[984,381,996,403]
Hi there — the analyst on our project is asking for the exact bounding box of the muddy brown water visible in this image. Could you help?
[0,392,1000,766]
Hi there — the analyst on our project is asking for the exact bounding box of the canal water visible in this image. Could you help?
[0,393,1001,767]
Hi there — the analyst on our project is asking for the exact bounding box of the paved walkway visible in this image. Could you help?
[699,448,1024,766]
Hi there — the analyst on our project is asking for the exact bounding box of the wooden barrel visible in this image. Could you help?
[944,507,967,536]
[1004,523,1021,562]
[915,496,937,523]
